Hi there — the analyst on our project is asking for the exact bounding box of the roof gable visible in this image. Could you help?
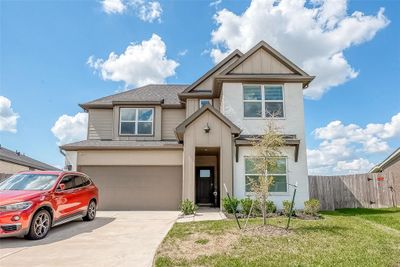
[221,41,309,76]
[180,50,243,95]
[175,104,241,141]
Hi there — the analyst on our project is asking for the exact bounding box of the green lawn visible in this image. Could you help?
[155,208,400,267]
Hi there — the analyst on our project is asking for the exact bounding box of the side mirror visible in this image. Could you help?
[58,183,66,191]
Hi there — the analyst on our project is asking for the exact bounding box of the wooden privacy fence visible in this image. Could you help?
[309,172,399,210]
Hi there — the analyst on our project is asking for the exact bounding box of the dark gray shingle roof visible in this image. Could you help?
[81,84,189,108]
[0,146,60,171]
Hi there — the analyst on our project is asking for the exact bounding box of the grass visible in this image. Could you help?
[154,208,400,267]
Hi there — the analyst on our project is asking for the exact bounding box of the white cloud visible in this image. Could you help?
[178,49,188,57]
[51,113,88,145]
[334,158,374,174]
[102,0,162,23]
[308,112,400,175]
[131,0,162,23]
[210,0,389,99]
[88,34,179,87]
[102,0,126,14]
[210,0,222,8]
[0,96,19,133]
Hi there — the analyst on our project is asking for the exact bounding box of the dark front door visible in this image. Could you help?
[196,167,214,205]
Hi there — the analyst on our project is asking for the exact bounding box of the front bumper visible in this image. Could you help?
[0,209,33,238]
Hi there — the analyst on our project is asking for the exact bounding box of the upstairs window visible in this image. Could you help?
[245,157,287,193]
[243,85,284,118]
[199,99,212,108]
[119,108,154,135]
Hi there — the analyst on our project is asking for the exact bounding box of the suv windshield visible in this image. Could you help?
[0,174,59,191]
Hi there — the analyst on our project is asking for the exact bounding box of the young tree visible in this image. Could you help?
[249,120,285,225]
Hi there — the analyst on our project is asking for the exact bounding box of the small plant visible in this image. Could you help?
[265,200,277,214]
[223,197,239,213]
[304,199,320,216]
[180,199,197,215]
[282,200,295,217]
[240,198,253,215]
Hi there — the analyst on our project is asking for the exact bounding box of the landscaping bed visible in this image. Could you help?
[154,208,400,267]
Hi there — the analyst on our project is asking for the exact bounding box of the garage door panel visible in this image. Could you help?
[78,166,182,211]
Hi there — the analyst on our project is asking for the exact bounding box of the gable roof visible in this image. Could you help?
[221,41,310,76]
[80,84,189,110]
[175,104,241,141]
[0,146,59,171]
[179,49,243,97]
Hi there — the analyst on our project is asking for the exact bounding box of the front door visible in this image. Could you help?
[195,167,214,205]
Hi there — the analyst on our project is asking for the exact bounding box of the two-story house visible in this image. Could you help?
[61,41,314,211]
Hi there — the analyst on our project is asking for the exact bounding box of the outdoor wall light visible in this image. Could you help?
[203,123,211,133]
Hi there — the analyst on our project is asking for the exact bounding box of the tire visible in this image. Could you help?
[83,200,96,221]
[25,209,51,240]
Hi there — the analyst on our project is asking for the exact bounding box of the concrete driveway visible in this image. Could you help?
[0,211,179,267]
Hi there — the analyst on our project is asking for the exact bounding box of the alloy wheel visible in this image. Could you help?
[33,212,50,237]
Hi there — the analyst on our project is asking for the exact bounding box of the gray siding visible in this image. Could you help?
[162,109,185,140]
[88,109,113,140]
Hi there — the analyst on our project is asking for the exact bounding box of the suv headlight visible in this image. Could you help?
[0,201,33,212]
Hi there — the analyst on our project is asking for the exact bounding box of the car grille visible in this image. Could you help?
[1,224,18,232]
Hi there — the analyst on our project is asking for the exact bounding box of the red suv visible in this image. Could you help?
[0,171,99,240]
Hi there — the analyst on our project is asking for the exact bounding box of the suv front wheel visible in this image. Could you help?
[26,209,51,240]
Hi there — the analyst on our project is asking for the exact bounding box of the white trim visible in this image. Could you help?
[119,107,154,136]
[242,84,285,119]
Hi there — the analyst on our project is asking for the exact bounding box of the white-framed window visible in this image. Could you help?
[199,99,212,108]
[244,157,287,193]
[119,107,154,135]
[243,84,284,118]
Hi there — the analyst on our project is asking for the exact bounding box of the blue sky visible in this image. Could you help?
[1,0,399,174]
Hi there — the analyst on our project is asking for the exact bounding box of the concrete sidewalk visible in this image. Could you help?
[0,211,179,267]
[177,207,226,223]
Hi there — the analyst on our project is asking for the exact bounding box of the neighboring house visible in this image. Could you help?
[0,145,59,181]
[370,147,400,174]
[370,147,400,203]
[61,41,314,211]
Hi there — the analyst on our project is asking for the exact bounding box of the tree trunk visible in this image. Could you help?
[262,194,266,226]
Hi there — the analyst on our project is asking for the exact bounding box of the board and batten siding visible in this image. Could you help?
[161,109,185,140]
[231,48,293,74]
[88,109,113,140]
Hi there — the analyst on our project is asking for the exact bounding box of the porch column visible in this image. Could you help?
[182,140,195,202]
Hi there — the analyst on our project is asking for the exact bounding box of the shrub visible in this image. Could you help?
[304,199,320,216]
[282,200,295,216]
[265,200,277,214]
[240,198,253,215]
[223,197,239,213]
[180,199,197,215]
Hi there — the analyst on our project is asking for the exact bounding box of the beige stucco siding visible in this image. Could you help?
[162,109,185,140]
[88,109,113,140]
[0,160,31,174]
[182,110,233,203]
[232,49,293,74]
[77,150,183,166]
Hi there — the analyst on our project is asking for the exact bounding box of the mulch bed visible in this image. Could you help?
[242,225,291,237]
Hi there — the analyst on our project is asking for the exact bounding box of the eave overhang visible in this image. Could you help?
[235,135,301,162]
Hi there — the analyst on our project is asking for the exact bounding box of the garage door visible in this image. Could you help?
[78,166,182,211]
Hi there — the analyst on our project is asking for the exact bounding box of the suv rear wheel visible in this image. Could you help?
[26,209,51,240]
[83,200,96,221]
